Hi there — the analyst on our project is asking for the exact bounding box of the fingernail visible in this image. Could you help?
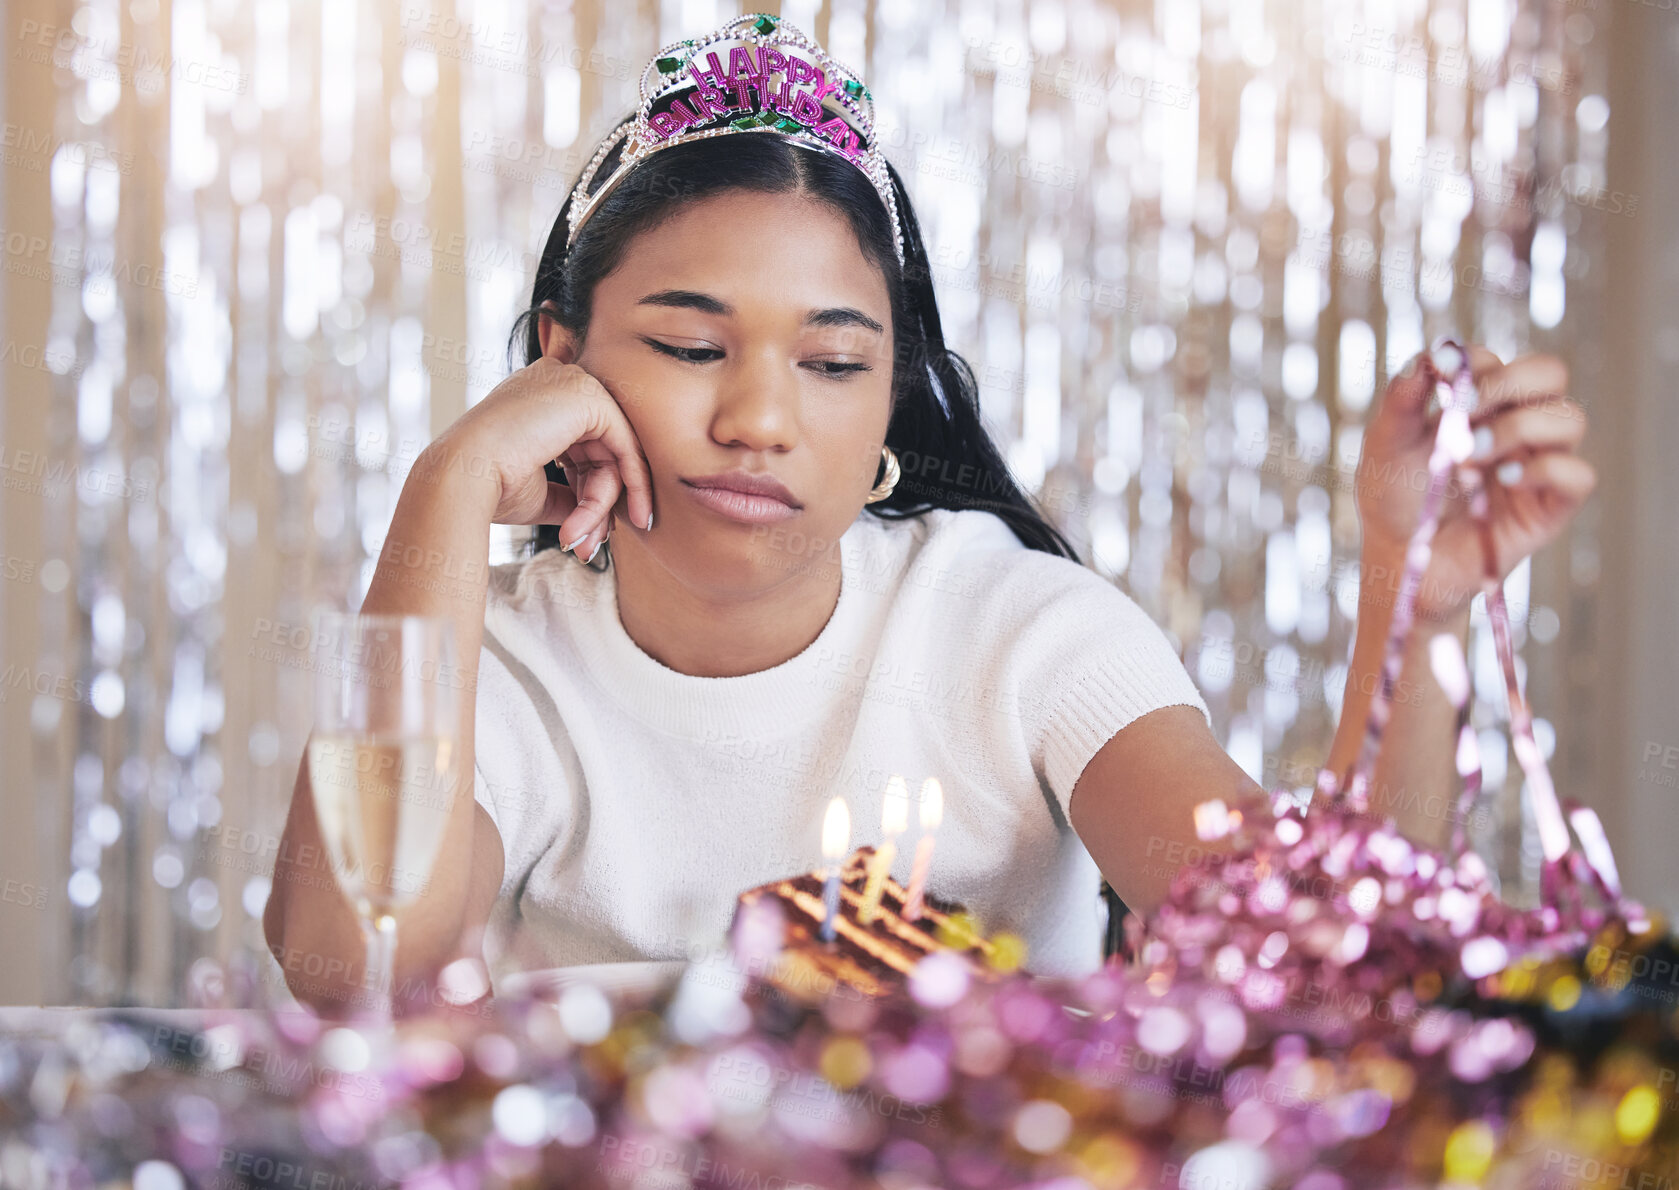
[586,538,603,563]
[1471,426,1494,460]
[646,511,654,531]
[562,533,585,553]
[1496,460,1524,485]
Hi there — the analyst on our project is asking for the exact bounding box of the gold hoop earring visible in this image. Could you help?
[864,445,900,504]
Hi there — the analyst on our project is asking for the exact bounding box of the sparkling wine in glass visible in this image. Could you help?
[309,613,459,1021]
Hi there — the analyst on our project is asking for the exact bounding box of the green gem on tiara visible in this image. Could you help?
[843,79,868,99]
[731,116,761,131]
[773,117,802,133]
[655,56,684,73]
[753,15,777,35]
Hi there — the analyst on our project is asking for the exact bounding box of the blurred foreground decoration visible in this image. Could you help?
[0,778,1672,1188]
[17,0,1611,1003]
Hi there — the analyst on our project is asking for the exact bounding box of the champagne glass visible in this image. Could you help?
[308,613,459,1023]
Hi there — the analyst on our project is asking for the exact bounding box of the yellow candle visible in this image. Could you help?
[858,775,909,924]
[902,777,943,921]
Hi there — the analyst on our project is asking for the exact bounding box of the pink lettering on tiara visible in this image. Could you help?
[789,89,824,126]
[726,80,760,110]
[687,51,727,90]
[666,97,702,130]
[727,46,760,80]
[784,55,816,87]
[689,87,732,120]
[648,111,684,138]
[758,47,786,77]
[764,79,795,116]
[811,115,861,157]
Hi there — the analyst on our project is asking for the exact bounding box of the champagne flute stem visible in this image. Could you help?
[363,912,398,1022]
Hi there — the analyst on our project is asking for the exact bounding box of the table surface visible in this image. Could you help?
[0,960,692,1035]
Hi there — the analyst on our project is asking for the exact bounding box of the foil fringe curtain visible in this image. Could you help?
[19,0,1606,1004]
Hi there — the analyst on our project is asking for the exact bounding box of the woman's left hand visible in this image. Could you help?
[1354,345,1596,620]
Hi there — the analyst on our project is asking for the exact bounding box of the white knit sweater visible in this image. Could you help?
[471,506,1209,984]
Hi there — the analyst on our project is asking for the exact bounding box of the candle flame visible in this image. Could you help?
[882,775,909,835]
[920,777,943,830]
[821,796,851,860]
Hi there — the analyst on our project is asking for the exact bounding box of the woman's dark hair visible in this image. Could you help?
[508,124,1079,562]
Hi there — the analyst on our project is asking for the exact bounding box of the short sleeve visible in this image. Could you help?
[472,760,500,833]
[1000,554,1210,816]
[471,594,577,902]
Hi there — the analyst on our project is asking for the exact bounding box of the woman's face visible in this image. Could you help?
[556,189,896,594]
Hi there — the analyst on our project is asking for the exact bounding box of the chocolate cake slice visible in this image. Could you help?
[733,845,1004,1000]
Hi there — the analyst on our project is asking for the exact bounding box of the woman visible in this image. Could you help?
[264,16,1594,1015]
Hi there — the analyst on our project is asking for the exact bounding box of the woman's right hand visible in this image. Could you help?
[271,356,648,1015]
[431,355,656,559]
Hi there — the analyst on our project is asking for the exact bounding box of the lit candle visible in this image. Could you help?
[858,776,909,925]
[901,777,943,921]
[818,796,850,943]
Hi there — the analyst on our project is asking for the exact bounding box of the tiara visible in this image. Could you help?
[564,13,904,266]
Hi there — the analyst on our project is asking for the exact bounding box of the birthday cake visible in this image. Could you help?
[731,844,1007,1000]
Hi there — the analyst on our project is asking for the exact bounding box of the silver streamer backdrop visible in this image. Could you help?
[0,0,1638,1007]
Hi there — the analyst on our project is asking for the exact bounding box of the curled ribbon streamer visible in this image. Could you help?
[1318,337,1637,935]
[1330,348,1475,813]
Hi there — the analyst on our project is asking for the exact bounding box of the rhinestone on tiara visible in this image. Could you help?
[564,13,904,266]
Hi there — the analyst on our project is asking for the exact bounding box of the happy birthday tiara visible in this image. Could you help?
[565,13,904,265]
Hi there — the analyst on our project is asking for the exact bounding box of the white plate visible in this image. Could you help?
[496,960,688,1000]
